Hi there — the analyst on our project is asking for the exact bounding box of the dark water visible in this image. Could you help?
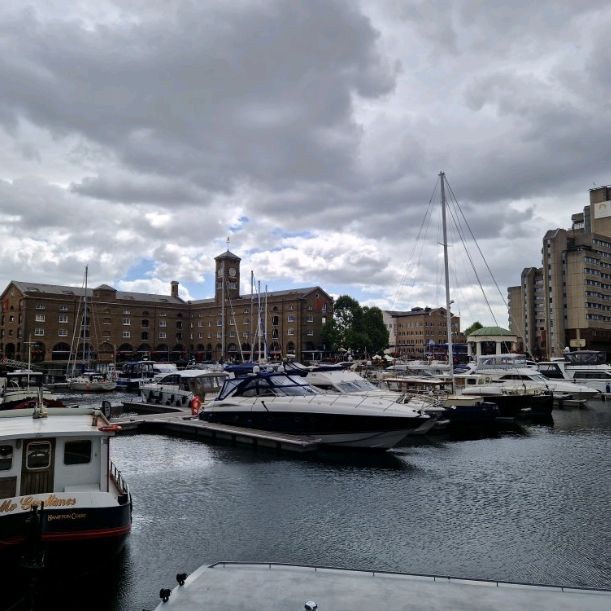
[7,394,611,609]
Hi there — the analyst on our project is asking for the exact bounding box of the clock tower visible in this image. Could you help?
[214,248,241,304]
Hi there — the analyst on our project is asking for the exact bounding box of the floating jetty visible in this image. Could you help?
[115,401,321,453]
[153,562,611,610]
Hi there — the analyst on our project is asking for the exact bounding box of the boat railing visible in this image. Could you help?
[110,461,130,499]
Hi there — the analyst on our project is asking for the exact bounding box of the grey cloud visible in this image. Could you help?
[0,0,395,193]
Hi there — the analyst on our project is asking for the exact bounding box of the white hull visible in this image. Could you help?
[317,429,413,449]
[68,380,117,392]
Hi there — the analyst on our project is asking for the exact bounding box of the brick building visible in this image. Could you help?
[385,307,461,358]
[0,249,333,366]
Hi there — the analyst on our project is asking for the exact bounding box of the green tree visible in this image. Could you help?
[324,296,389,356]
[464,321,483,336]
[362,306,389,354]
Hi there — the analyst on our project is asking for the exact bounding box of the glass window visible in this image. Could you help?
[64,440,92,465]
[0,445,13,471]
[26,441,52,470]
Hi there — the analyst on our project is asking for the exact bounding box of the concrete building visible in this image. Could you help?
[0,249,333,366]
[508,185,611,358]
[386,307,461,358]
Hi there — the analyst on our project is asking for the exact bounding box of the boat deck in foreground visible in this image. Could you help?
[153,562,611,610]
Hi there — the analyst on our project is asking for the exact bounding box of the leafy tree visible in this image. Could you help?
[362,306,389,354]
[323,296,389,356]
[464,321,483,337]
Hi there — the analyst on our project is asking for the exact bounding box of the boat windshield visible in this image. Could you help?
[564,351,607,366]
[336,379,378,393]
[217,373,321,400]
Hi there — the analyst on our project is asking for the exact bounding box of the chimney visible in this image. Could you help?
[171,281,179,298]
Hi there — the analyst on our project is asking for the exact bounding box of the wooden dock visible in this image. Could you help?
[114,402,321,453]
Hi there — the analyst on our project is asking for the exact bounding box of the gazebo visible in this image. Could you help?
[466,326,518,358]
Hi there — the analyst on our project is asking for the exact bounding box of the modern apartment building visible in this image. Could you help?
[0,249,333,365]
[508,185,611,358]
[385,307,461,358]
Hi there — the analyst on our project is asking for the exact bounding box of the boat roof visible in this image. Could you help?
[0,408,110,440]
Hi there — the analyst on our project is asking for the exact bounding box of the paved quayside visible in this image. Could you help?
[153,562,611,610]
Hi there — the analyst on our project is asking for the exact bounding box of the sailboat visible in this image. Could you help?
[66,267,117,392]
[435,172,552,423]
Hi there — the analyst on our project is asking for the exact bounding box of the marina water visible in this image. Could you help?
[8,393,611,610]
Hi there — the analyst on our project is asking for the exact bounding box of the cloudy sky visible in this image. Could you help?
[1,0,610,328]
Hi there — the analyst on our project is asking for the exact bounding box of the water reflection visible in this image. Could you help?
[7,394,611,610]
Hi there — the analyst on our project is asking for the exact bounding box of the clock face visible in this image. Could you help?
[228,267,237,278]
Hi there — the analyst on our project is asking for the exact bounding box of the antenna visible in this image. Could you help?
[226,236,230,251]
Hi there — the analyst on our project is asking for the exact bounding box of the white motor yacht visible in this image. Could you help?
[199,371,431,450]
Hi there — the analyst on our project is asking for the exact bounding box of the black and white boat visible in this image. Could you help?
[140,369,229,409]
[199,371,431,450]
[0,404,131,564]
[116,360,178,390]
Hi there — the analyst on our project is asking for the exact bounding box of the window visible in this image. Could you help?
[160,312,167,317]
[59,314,69,323]
[26,441,51,470]
[176,321,183,329]
[122,318,131,326]
[322,304,327,312]
[34,328,44,336]
[58,329,68,337]
[35,304,45,310]
[287,315,295,322]
[59,305,68,312]
[142,319,149,328]
[307,330,314,336]
[35,314,45,322]
[123,309,131,315]
[159,332,167,339]
[64,440,91,465]
[159,320,167,328]
[141,332,149,340]
[0,445,13,470]
[307,315,314,323]
[217,319,222,327]
[287,328,294,336]
[307,305,313,311]
[229,330,235,337]
[176,333,182,340]
[103,317,111,325]
[122,331,131,339]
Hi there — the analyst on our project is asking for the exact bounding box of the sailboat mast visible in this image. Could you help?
[83,265,89,369]
[439,171,455,390]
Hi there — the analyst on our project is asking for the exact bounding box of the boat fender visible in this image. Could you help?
[98,424,122,433]
[160,588,171,603]
[176,573,188,586]
[190,395,202,415]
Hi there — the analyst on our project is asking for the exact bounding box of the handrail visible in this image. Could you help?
[110,460,129,495]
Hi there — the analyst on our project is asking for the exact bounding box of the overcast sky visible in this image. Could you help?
[1,0,610,328]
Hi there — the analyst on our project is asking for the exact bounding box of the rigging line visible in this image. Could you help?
[391,181,439,308]
[445,179,507,308]
[446,197,499,326]
[446,179,524,353]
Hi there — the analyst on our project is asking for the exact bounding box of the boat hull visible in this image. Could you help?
[200,409,429,450]
[0,502,131,565]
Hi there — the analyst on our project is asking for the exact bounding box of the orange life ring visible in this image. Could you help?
[190,395,202,415]
[98,424,122,433]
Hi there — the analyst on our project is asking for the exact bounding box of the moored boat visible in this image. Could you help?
[0,404,131,565]
[68,371,117,392]
[140,369,229,409]
[0,370,65,411]
[199,371,431,450]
